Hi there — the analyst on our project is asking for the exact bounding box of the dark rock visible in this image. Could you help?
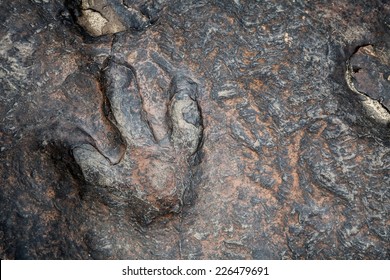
[348,44,390,112]
[0,0,389,259]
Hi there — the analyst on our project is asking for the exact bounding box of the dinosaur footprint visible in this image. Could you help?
[73,57,203,224]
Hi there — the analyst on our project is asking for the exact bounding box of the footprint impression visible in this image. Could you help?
[73,43,203,224]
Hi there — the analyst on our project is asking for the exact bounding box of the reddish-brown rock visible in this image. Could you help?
[0,0,389,259]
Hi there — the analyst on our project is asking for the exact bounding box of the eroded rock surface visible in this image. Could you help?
[346,44,390,124]
[0,0,389,259]
[67,0,163,36]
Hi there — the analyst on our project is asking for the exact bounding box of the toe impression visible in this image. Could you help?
[169,76,203,155]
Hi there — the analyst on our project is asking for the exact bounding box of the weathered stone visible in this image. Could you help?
[346,44,390,124]
[0,0,389,259]
[67,0,163,36]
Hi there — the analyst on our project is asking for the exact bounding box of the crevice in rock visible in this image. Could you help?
[345,45,390,125]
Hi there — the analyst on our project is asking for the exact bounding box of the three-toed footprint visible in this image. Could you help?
[73,55,203,224]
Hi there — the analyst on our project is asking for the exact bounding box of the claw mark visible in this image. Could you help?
[103,57,156,146]
[169,76,203,155]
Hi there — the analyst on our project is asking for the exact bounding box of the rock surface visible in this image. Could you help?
[0,0,389,259]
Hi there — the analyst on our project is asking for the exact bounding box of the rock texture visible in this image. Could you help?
[0,0,389,259]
